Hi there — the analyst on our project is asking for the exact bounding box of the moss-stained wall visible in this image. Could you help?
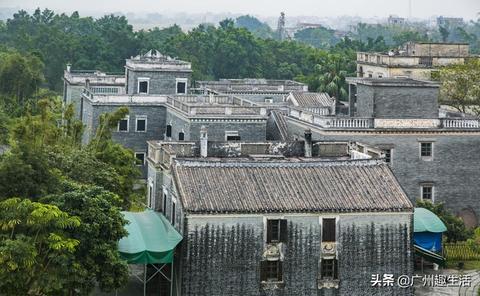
[180,213,412,296]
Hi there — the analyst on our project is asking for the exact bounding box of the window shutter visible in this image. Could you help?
[322,218,336,242]
[277,261,283,282]
[266,221,273,243]
[260,261,267,282]
[279,219,288,243]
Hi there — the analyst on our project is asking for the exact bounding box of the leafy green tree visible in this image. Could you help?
[0,198,80,295]
[417,200,473,243]
[310,52,356,100]
[235,15,274,39]
[0,51,44,115]
[294,26,340,49]
[42,183,129,294]
[438,59,480,115]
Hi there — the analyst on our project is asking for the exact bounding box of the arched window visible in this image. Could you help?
[166,125,172,137]
[178,132,185,141]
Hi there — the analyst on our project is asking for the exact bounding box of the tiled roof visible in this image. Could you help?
[290,92,334,107]
[172,159,413,214]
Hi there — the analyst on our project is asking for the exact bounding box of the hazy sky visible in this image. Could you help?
[1,0,479,20]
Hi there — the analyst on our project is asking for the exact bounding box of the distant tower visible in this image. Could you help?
[277,12,286,41]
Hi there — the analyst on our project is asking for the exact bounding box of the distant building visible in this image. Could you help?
[437,16,464,28]
[196,78,308,104]
[356,42,470,80]
[388,15,406,26]
[146,139,413,296]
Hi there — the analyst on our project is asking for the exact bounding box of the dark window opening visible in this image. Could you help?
[267,219,287,243]
[166,125,172,137]
[420,142,432,157]
[118,119,128,131]
[136,119,146,132]
[172,202,176,225]
[419,57,433,67]
[139,81,148,94]
[383,149,391,164]
[177,82,186,94]
[178,132,185,141]
[260,260,283,282]
[148,185,153,208]
[135,153,145,165]
[322,218,336,242]
[226,135,241,141]
[422,185,433,200]
[321,259,338,280]
[163,194,167,214]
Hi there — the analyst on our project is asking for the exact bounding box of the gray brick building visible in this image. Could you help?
[283,77,480,227]
[146,141,413,296]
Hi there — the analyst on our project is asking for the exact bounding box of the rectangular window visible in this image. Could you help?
[148,185,153,208]
[176,78,187,94]
[322,218,336,242]
[136,117,147,132]
[171,201,176,225]
[420,142,433,159]
[163,194,167,214]
[178,132,185,141]
[266,219,287,243]
[135,153,145,166]
[383,149,392,164]
[166,125,172,138]
[321,259,338,280]
[118,117,129,132]
[225,131,241,141]
[260,260,283,282]
[138,80,149,94]
[421,184,434,202]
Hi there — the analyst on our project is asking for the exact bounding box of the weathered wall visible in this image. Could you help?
[180,213,413,296]
[355,85,439,119]
[127,69,191,95]
[287,118,480,222]
[83,103,167,177]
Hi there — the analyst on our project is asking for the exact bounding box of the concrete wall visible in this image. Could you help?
[355,84,439,119]
[127,69,191,95]
[179,212,413,296]
[166,109,267,142]
[64,83,85,120]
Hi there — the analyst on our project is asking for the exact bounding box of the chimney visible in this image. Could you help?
[200,126,208,158]
[85,79,90,89]
[304,129,312,158]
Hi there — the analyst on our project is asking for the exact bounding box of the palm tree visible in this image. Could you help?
[315,53,355,101]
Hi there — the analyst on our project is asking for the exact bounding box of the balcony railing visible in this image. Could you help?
[441,119,480,128]
[289,107,373,129]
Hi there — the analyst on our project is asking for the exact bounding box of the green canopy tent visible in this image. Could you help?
[119,210,182,296]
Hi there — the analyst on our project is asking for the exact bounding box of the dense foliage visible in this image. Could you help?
[0,50,141,294]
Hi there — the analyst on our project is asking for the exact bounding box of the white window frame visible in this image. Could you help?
[117,115,129,132]
[147,179,154,209]
[137,77,150,94]
[135,152,146,166]
[264,98,274,103]
[135,115,147,132]
[420,183,435,203]
[419,141,434,161]
[175,78,188,94]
